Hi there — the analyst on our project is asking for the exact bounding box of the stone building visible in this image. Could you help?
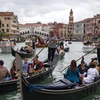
[0,12,18,34]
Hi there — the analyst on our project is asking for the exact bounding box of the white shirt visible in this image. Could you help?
[84,68,99,83]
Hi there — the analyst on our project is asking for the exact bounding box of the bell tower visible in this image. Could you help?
[68,9,74,39]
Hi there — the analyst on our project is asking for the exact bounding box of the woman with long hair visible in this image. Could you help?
[10,59,18,80]
[27,56,44,76]
[65,60,80,83]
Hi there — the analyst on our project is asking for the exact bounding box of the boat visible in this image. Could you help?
[25,39,32,46]
[11,47,36,58]
[21,71,100,100]
[0,53,59,95]
[82,45,97,53]
[64,47,69,52]
[59,50,65,59]
[64,44,70,52]
[35,43,48,48]
[0,41,16,53]
[68,40,72,44]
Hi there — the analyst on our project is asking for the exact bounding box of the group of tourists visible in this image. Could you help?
[65,59,100,85]
[65,31,100,85]
[20,46,33,53]
[0,55,44,82]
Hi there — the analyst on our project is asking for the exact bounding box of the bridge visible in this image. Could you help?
[20,32,48,40]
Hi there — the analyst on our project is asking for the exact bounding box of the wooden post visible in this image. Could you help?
[16,53,23,100]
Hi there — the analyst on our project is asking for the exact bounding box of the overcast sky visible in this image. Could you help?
[1,0,100,24]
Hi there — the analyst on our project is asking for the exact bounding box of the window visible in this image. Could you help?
[6,29,9,32]
[7,24,9,27]
[2,29,4,32]
[77,25,79,27]
[2,24,4,27]
[4,17,6,20]
[98,20,100,23]
[7,17,10,20]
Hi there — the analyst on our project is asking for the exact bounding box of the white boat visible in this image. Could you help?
[82,45,97,53]
[25,39,32,46]
[68,41,72,44]
[64,43,69,52]
[0,41,15,53]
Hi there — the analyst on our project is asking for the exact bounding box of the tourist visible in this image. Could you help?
[22,58,31,74]
[92,60,100,73]
[27,56,44,76]
[10,59,18,80]
[65,60,81,84]
[78,60,88,77]
[46,30,57,62]
[0,60,11,82]
[82,62,99,84]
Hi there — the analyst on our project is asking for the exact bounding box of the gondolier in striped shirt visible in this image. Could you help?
[46,30,57,63]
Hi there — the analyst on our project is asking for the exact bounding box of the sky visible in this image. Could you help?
[1,0,100,24]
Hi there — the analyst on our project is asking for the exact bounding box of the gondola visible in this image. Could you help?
[0,54,59,95]
[64,47,69,52]
[11,47,36,58]
[68,40,72,44]
[35,43,48,48]
[21,72,100,100]
[82,45,97,53]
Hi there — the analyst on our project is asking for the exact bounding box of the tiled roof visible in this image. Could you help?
[0,12,14,16]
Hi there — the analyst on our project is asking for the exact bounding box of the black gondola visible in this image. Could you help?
[0,54,59,95]
[64,47,69,52]
[11,47,36,58]
[68,40,72,44]
[21,72,100,100]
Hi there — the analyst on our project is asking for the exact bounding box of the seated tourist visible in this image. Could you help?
[27,56,44,76]
[78,60,88,77]
[0,60,11,82]
[92,60,100,73]
[24,46,33,53]
[22,58,31,75]
[65,60,81,84]
[10,59,18,80]
[81,62,99,84]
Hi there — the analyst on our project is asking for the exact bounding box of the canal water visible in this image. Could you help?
[0,41,99,100]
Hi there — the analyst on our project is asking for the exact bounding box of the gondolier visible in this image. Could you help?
[46,30,57,62]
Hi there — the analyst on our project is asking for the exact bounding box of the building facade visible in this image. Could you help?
[0,12,18,34]
[74,21,85,41]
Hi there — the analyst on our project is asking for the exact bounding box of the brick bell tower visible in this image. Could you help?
[68,9,74,39]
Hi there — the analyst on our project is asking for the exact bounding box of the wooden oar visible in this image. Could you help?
[61,44,100,72]
[31,43,48,61]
